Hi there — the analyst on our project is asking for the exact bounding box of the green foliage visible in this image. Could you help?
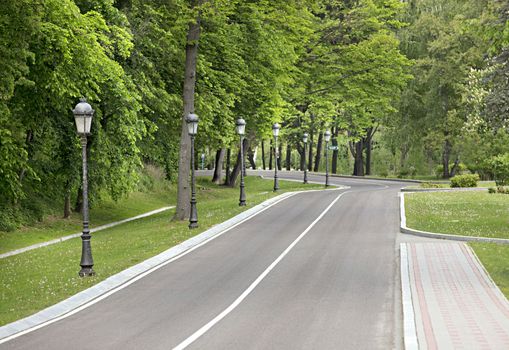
[450,174,480,188]
[487,153,509,186]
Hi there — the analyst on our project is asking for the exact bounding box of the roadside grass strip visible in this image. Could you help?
[401,191,509,241]
[0,177,324,338]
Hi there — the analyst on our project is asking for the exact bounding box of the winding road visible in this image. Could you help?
[2,172,433,349]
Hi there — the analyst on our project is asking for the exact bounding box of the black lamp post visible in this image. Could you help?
[272,123,280,191]
[324,130,331,187]
[236,118,247,206]
[187,113,199,229]
[303,132,309,184]
[73,98,95,277]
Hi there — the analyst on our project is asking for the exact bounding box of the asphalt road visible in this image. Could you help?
[3,171,420,350]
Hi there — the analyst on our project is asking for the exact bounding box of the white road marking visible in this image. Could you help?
[173,190,350,350]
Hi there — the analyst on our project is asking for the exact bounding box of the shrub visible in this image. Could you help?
[488,153,509,186]
[450,174,480,188]
[497,186,509,194]
[488,187,497,194]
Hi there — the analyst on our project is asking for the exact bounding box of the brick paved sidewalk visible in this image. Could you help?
[402,242,509,349]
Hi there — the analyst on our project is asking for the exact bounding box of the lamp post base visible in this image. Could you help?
[79,267,95,277]
[239,200,246,206]
[189,222,198,229]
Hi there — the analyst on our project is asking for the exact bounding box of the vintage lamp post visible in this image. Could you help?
[73,98,95,277]
[324,130,331,187]
[236,118,247,206]
[186,113,199,229]
[272,123,280,191]
[303,133,309,184]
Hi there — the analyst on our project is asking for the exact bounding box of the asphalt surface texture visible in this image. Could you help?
[2,171,433,349]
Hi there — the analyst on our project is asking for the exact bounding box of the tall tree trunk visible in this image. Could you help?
[331,127,339,174]
[247,145,256,170]
[74,186,82,213]
[365,137,372,176]
[450,156,460,177]
[353,140,364,176]
[269,140,273,170]
[175,9,201,220]
[227,147,243,187]
[261,140,266,170]
[308,133,313,171]
[212,148,225,184]
[224,148,231,185]
[442,139,451,178]
[313,132,323,172]
[278,143,283,171]
[285,143,291,170]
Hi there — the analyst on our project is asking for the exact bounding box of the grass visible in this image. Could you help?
[0,167,175,255]
[403,181,496,190]
[405,191,509,238]
[470,243,509,298]
[0,176,321,326]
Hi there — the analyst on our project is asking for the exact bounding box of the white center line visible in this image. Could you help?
[173,190,350,350]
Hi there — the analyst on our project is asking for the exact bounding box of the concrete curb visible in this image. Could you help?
[400,243,419,350]
[0,206,175,259]
[400,187,487,193]
[0,186,345,343]
[399,192,509,244]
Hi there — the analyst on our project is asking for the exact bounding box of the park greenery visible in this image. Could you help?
[0,0,508,228]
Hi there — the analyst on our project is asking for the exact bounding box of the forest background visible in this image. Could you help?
[1,0,508,230]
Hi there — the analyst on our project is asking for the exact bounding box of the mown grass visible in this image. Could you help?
[470,243,509,298]
[405,191,509,238]
[0,176,321,326]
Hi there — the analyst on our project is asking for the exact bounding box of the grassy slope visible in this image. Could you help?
[0,176,321,326]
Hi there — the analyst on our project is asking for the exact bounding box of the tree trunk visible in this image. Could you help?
[331,129,339,174]
[442,139,451,178]
[313,132,323,172]
[269,140,273,170]
[224,148,231,185]
[353,140,364,176]
[212,148,225,184]
[308,133,313,171]
[261,140,266,170]
[450,156,460,177]
[227,147,243,187]
[175,9,201,220]
[278,143,283,171]
[285,143,291,170]
[247,145,256,170]
[365,137,372,176]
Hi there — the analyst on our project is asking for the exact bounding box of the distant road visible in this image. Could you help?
[3,171,421,350]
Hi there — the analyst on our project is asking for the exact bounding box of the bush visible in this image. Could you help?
[488,153,509,186]
[497,186,509,194]
[488,187,497,194]
[450,174,480,188]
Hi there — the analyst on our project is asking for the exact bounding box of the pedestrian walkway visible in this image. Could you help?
[0,206,174,259]
[401,242,509,349]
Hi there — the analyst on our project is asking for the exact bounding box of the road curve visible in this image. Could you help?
[2,171,413,350]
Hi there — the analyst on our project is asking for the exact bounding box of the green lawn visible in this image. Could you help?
[405,191,509,298]
[405,191,509,238]
[0,176,321,326]
[470,243,509,298]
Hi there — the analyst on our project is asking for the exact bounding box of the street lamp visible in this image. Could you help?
[73,98,95,277]
[272,123,280,191]
[236,118,246,206]
[303,133,309,184]
[324,130,331,187]
[187,113,199,229]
